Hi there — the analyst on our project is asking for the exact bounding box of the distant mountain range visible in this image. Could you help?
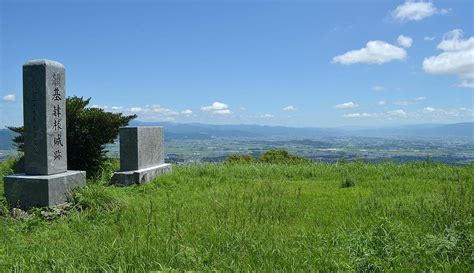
[129,121,474,139]
[0,129,16,150]
[1,122,472,150]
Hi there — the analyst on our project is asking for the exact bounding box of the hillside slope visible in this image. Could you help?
[0,161,473,271]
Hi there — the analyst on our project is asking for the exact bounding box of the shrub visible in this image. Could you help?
[224,154,256,164]
[7,96,136,178]
[341,177,356,188]
[259,150,311,164]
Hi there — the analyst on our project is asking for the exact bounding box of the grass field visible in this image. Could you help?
[0,159,473,271]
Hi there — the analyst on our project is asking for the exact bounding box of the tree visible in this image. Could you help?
[8,96,136,178]
[5,126,24,152]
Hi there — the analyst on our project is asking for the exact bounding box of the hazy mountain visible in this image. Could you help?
[349,123,474,138]
[0,129,17,150]
[131,121,473,139]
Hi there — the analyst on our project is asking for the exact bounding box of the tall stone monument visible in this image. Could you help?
[112,127,172,186]
[4,60,86,209]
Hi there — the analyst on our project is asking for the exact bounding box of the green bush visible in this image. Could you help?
[341,177,356,188]
[224,154,256,164]
[7,96,136,178]
[259,150,311,164]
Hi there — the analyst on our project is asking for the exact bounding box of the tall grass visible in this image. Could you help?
[0,160,473,271]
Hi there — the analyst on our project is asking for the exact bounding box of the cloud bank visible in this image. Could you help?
[333,40,407,65]
[391,1,448,22]
[423,29,474,88]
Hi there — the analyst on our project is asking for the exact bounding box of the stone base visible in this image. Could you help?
[4,171,86,210]
[112,164,172,186]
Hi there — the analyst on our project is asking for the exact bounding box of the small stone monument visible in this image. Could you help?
[4,60,86,209]
[112,127,172,186]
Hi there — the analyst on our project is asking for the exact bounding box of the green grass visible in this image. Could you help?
[0,159,473,271]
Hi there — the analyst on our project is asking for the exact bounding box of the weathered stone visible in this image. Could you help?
[112,127,171,185]
[4,59,86,209]
[112,163,172,186]
[23,59,67,175]
[119,127,165,171]
[4,171,86,210]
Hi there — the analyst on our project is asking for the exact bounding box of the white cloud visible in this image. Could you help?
[424,36,435,41]
[378,100,386,106]
[423,29,474,82]
[437,29,474,52]
[130,107,143,112]
[397,35,413,48]
[457,80,474,89]
[90,105,109,109]
[343,112,375,118]
[391,1,448,22]
[343,107,473,120]
[282,105,297,112]
[152,105,179,117]
[334,102,359,109]
[201,102,229,112]
[87,104,198,121]
[394,96,427,106]
[213,109,231,115]
[343,109,406,119]
[2,94,16,102]
[423,107,436,112]
[261,113,274,118]
[387,109,407,117]
[418,107,473,119]
[332,40,407,65]
[372,85,385,91]
[201,102,232,114]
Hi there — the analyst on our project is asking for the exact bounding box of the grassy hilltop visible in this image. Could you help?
[0,158,473,271]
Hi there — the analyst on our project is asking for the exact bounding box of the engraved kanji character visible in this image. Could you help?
[53,150,62,160]
[53,119,62,131]
[53,105,61,117]
[52,88,62,101]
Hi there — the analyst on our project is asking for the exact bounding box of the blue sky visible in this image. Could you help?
[1,0,473,128]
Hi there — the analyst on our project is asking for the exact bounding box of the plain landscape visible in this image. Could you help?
[1,122,472,270]
[1,122,473,165]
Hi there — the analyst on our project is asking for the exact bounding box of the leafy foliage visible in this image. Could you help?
[5,126,24,152]
[259,150,312,164]
[224,154,256,164]
[225,150,312,164]
[7,96,136,178]
[341,176,356,188]
[66,96,135,177]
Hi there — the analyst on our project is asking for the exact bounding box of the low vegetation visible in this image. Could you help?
[224,150,311,164]
[0,155,473,271]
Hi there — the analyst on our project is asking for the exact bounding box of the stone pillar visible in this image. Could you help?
[112,127,171,186]
[23,60,67,175]
[4,60,86,209]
